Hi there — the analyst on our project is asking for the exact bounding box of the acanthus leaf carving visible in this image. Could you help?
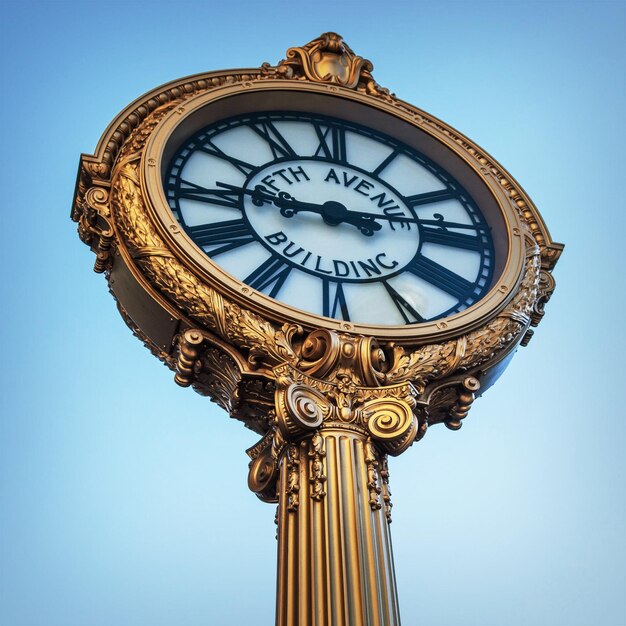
[364,439,382,511]
[308,432,326,501]
[380,455,393,523]
[112,153,300,371]
[382,245,541,389]
[285,443,300,512]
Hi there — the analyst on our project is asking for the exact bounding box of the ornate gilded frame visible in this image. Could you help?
[72,31,562,438]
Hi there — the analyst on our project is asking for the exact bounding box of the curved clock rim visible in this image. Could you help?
[142,79,526,341]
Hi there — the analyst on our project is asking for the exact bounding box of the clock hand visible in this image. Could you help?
[215,182,382,236]
[213,182,284,207]
[274,196,383,236]
[214,182,487,234]
[215,181,320,215]
[334,208,491,232]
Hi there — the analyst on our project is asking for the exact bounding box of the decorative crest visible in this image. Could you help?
[277,32,383,93]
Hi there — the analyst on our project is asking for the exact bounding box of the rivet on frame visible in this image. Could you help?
[169,224,180,233]
[242,287,250,294]
[437,321,448,329]
[512,227,521,236]
[499,285,508,293]
[147,158,157,167]
[176,107,185,115]
[342,322,353,331]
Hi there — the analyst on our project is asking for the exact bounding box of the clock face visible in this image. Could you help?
[164,111,495,326]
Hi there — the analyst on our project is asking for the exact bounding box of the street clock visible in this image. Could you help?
[72,33,562,625]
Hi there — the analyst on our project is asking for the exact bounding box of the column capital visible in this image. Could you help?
[246,362,425,506]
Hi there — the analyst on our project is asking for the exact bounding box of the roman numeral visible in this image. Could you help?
[406,255,474,301]
[245,257,292,298]
[187,219,255,257]
[372,148,400,176]
[405,189,456,207]
[175,179,242,209]
[383,282,425,324]
[198,141,256,176]
[312,123,347,163]
[420,224,483,251]
[249,120,298,159]
[322,280,350,320]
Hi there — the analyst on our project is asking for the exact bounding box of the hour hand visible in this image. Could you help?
[216,183,317,218]
[271,195,383,236]
[215,182,382,236]
[215,181,284,207]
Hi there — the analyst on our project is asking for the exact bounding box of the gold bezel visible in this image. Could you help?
[143,79,525,341]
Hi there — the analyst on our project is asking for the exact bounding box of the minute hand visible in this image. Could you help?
[336,207,491,231]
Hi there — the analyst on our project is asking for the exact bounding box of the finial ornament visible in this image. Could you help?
[276,32,385,94]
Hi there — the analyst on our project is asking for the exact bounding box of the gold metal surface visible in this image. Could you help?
[70,33,563,626]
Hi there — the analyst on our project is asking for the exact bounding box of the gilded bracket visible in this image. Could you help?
[247,429,280,503]
[418,374,482,430]
[174,329,205,387]
[76,184,114,274]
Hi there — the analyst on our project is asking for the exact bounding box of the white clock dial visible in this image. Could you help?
[165,111,494,325]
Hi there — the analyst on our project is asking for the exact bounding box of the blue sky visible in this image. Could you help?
[1,1,624,625]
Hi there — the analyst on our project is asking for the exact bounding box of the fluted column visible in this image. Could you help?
[275,429,400,626]
[246,340,426,626]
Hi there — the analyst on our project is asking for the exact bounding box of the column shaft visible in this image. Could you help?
[276,429,400,626]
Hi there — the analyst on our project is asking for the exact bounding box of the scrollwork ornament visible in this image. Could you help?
[363,398,416,441]
[276,383,330,436]
[84,186,110,217]
[531,269,556,327]
[298,329,341,378]
[298,330,386,388]
[279,32,375,91]
[82,160,111,182]
[248,445,279,503]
